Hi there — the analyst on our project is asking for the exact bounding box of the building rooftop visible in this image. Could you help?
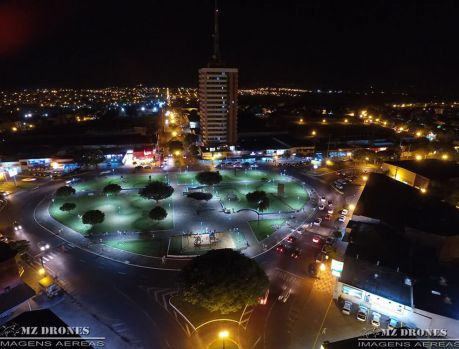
[385,159,459,180]
[354,173,459,236]
[0,282,35,315]
[238,134,314,151]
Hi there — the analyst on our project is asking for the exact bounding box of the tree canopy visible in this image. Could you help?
[75,149,105,168]
[55,186,76,197]
[103,183,122,195]
[9,240,30,255]
[186,192,213,201]
[59,202,76,212]
[257,196,270,214]
[246,190,267,204]
[149,206,168,221]
[82,210,105,226]
[179,249,269,314]
[168,140,184,152]
[139,181,174,203]
[195,171,223,186]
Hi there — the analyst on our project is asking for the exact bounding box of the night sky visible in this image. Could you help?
[0,0,458,95]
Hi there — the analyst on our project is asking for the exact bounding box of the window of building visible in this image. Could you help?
[342,285,363,299]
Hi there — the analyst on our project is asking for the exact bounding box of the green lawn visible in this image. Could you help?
[249,219,285,241]
[105,239,166,256]
[50,193,173,235]
[176,169,285,185]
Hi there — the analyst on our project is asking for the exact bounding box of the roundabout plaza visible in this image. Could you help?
[47,168,312,260]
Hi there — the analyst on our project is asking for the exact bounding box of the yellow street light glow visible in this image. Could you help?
[299,118,304,123]
[346,152,352,157]
[383,121,387,126]
[38,268,45,275]
[174,150,180,156]
[311,130,316,136]
[416,131,422,137]
[348,204,355,210]
[320,263,326,272]
[442,154,449,160]
[344,119,348,123]
[172,131,177,137]
[415,154,422,161]
[365,157,369,161]
[420,188,427,194]
[326,160,333,166]
[218,330,229,339]
[362,175,368,181]
[11,127,18,132]
[322,119,327,123]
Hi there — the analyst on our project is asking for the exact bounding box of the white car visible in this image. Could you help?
[318,204,325,211]
[327,208,334,214]
[341,209,349,215]
[320,196,326,204]
[388,318,398,330]
[313,218,322,226]
[357,306,368,322]
[371,312,381,327]
[278,288,292,303]
[38,241,50,251]
[338,215,346,223]
[342,300,352,315]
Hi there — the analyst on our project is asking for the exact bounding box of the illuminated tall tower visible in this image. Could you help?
[199,0,238,146]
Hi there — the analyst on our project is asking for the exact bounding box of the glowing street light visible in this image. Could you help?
[420,188,427,194]
[38,268,45,275]
[415,154,422,161]
[174,150,181,156]
[348,204,355,210]
[442,154,449,160]
[362,175,368,182]
[325,160,333,166]
[344,119,348,123]
[311,130,316,136]
[416,131,422,137]
[322,119,327,123]
[218,330,229,349]
[320,263,326,272]
[172,131,177,137]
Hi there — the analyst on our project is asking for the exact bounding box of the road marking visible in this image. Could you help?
[117,271,126,275]
[311,296,333,349]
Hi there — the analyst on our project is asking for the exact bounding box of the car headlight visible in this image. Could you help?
[40,246,45,251]
[14,227,18,231]
[45,244,50,249]
[18,225,22,229]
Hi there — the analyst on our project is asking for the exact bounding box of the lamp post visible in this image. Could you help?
[218,330,229,349]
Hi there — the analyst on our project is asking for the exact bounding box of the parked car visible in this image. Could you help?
[313,218,322,226]
[371,312,381,327]
[13,221,22,231]
[38,241,50,251]
[357,306,368,322]
[290,248,301,259]
[342,300,352,315]
[327,208,334,214]
[287,235,296,243]
[320,196,326,204]
[338,215,346,223]
[318,204,325,211]
[388,318,398,330]
[276,245,286,253]
[341,209,349,215]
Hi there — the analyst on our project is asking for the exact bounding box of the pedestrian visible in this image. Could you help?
[161,256,166,264]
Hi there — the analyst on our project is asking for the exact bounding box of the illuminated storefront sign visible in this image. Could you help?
[331,259,344,277]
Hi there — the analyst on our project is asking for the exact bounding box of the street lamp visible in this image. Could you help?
[218,330,229,349]
[362,175,368,182]
[320,263,326,272]
[311,130,316,136]
[348,204,355,211]
[38,267,45,276]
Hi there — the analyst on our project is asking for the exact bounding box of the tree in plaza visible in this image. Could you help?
[352,149,376,162]
[8,240,30,255]
[59,202,76,213]
[55,186,76,197]
[189,144,201,157]
[139,181,174,203]
[195,171,223,187]
[257,197,270,221]
[183,133,198,146]
[82,210,105,226]
[178,249,269,314]
[103,183,122,196]
[168,140,184,153]
[148,206,168,222]
[75,149,105,168]
[246,191,267,204]
[186,192,213,201]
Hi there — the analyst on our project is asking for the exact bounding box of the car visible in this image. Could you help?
[286,235,296,243]
[259,289,270,305]
[342,300,352,315]
[371,312,381,327]
[312,235,322,244]
[328,200,333,206]
[38,241,50,251]
[308,263,318,277]
[341,209,349,215]
[327,208,334,214]
[278,288,292,303]
[320,196,326,204]
[388,318,398,330]
[315,252,326,263]
[276,245,286,253]
[338,215,346,223]
[290,248,301,259]
[313,218,322,226]
[143,165,152,169]
[0,191,9,198]
[318,204,325,210]
[325,237,335,245]
[335,183,344,190]
[357,306,368,322]
[324,214,331,221]
[13,221,22,231]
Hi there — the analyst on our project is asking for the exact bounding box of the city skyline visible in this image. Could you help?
[0,1,458,95]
